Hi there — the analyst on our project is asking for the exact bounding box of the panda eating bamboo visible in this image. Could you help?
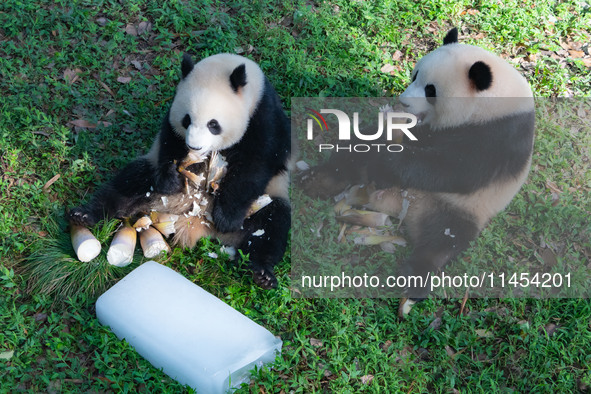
[69,53,291,289]
[302,28,535,301]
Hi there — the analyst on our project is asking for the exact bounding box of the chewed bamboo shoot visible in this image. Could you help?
[398,298,416,318]
[333,198,352,215]
[246,194,273,217]
[70,225,101,262]
[150,211,179,237]
[107,220,137,267]
[133,216,152,231]
[336,209,392,228]
[139,226,171,258]
[352,233,406,246]
[345,184,374,206]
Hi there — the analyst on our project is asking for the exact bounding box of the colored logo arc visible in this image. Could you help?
[306,108,329,131]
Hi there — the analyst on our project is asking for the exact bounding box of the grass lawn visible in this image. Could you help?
[1,0,590,392]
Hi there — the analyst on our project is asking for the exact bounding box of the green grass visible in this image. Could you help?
[1,0,590,392]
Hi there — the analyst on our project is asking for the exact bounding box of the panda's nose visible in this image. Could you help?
[399,97,410,108]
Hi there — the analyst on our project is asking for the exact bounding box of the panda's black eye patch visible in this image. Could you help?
[425,84,436,104]
[207,119,221,135]
[412,70,418,82]
[182,114,191,129]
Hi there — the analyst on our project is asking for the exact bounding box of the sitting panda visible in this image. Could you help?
[302,28,535,299]
[68,53,291,289]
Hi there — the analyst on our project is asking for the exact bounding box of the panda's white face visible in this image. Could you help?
[399,43,533,130]
[169,54,265,155]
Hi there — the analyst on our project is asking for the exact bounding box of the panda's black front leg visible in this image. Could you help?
[68,157,159,226]
[401,205,480,299]
[212,161,273,233]
[238,198,291,289]
[155,159,184,195]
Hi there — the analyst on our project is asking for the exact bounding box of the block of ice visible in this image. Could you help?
[95,261,282,393]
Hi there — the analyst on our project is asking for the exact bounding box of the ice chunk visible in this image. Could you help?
[96,261,282,393]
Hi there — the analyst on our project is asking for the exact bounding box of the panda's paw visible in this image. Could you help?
[297,168,349,199]
[398,264,431,299]
[212,202,244,233]
[67,207,98,227]
[156,165,184,194]
[252,267,278,289]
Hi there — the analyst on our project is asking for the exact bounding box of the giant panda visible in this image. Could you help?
[68,53,291,289]
[302,28,535,299]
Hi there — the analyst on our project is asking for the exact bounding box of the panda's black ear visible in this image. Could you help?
[229,64,247,92]
[443,27,458,45]
[181,53,194,79]
[468,61,493,91]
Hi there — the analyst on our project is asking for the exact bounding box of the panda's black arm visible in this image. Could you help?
[368,115,534,193]
[212,158,278,233]
[68,156,161,226]
[153,112,189,194]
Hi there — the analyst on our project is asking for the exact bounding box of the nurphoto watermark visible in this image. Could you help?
[291,97,590,299]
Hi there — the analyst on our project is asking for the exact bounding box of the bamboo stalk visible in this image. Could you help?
[139,226,171,258]
[70,225,101,262]
[107,220,137,267]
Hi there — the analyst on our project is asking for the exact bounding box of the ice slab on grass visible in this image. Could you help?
[95,261,282,393]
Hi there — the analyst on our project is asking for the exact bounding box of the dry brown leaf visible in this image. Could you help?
[69,119,112,129]
[380,64,396,74]
[569,50,585,59]
[69,119,96,128]
[137,21,152,35]
[544,323,559,337]
[63,68,82,85]
[125,24,138,36]
[546,180,562,194]
[380,340,393,351]
[582,58,591,68]
[310,338,323,347]
[43,174,60,191]
[130,60,142,70]
[360,375,374,385]
[445,345,456,357]
[428,317,442,330]
[117,76,131,84]
[99,81,115,97]
[559,41,571,51]
[540,247,558,267]
[391,50,403,61]
[475,329,494,338]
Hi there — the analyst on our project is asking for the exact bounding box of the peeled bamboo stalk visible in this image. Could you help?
[70,225,101,262]
[150,211,179,237]
[139,226,171,258]
[107,220,137,267]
